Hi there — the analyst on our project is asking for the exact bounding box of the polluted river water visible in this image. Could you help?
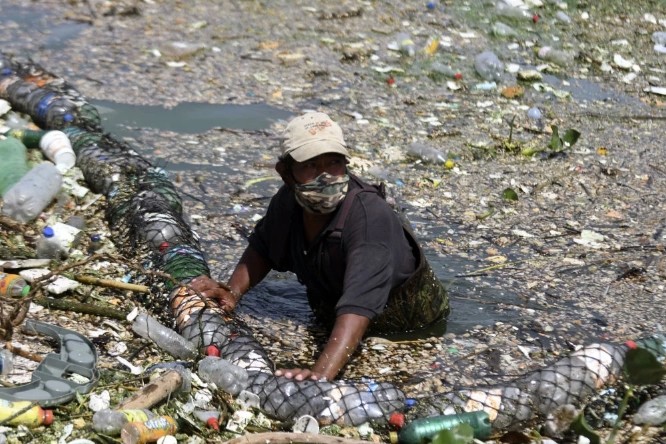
[0,2,529,337]
[0,0,623,339]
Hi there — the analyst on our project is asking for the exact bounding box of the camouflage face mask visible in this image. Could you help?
[294,173,349,214]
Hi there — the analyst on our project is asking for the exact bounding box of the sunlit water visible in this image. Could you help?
[1,1,645,339]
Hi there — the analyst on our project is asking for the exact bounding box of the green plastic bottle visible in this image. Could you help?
[393,411,492,444]
[6,128,46,148]
[0,137,29,196]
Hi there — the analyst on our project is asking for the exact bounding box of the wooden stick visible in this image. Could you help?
[224,432,373,444]
[118,369,184,410]
[74,275,150,293]
[34,297,128,321]
[4,342,43,362]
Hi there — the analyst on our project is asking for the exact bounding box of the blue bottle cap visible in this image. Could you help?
[404,398,417,408]
[90,234,101,242]
[43,226,55,238]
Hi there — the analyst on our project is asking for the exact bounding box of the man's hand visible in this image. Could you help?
[190,275,240,312]
[274,368,327,382]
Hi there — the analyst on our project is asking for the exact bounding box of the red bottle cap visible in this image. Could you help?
[43,408,54,425]
[388,412,405,429]
[205,345,220,357]
[206,417,220,431]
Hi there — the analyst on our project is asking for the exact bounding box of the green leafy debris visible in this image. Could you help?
[502,187,519,201]
[571,413,602,444]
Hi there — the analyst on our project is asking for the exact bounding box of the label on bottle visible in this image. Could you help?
[122,409,152,423]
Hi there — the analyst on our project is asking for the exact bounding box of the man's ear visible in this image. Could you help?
[275,160,295,188]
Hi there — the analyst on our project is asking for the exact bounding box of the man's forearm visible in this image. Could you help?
[312,313,370,380]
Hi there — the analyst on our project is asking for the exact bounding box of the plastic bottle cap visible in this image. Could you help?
[205,345,221,357]
[389,412,406,429]
[43,226,55,238]
[43,409,54,425]
[389,431,399,444]
[206,417,220,431]
[20,285,30,297]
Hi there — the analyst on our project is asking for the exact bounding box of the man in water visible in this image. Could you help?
[192,112,449,381]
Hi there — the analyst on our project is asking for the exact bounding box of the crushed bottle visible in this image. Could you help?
[474,51,504,82]
[197,356,249,396]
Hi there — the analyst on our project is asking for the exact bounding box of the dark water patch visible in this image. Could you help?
[91,99,294,138]
[541,74,648,109]
[0,4,89,51]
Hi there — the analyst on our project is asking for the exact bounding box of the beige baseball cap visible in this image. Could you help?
[281,112,349,162]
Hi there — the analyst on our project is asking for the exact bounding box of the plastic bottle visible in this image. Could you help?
[391,411,491,443]
[394,32,416,57]
[39,130,76,171]
[141,213,183,249]
[0,349,13,375]
[3,112,31,130]
[653,32,666,46]
[494,2,534,21]
[92,408,156,436]
[474,50,504,82]
[428,62,462,81]
[120,415,178,444]
[0,272,31,297]
[536,46,576,67]
[88,233,103,254]
[407,142,447,164]
[44,97,77,129]
[129,311,198,360]
[0,137,29,196]
[0,399,54,428]
[197,356,249,395]
[6,128,47,148]
[491,22,518,38]
[1,161,63,223]
[36,222,82,260]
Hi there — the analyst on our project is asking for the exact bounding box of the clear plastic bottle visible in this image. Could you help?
[0,272,31,297]
[88,233,103,254]
[474,50,504,82]
[36,222,82,260]
[197,356,249,395]
[394,32,416,57]
[428,62,462,81]
[0,349,13,375]
[0,400,54,428]
[92,408,155,435]
[1,162,63,223]
[44,97,77,129]
[120,415,178,444]
[407,142,447,164]
[494,2,534,20]
[141,213,183,249]
[39,130,75,172]
[129,311,198,360]
[0,137,29,196]
[536,46,576,67]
